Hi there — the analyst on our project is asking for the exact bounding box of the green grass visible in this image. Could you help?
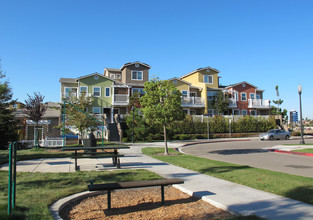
[0,169,162,220]
[291,148,313,153]
[142,147,313,205]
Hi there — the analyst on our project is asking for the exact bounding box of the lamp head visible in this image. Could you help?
[298,84,302,94]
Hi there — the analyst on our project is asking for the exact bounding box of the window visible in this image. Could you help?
[241,110,248,115]
[241,93,247,101]
[131,71,143,80]
[256,94,261,99]
[207,91,217,100]
[64,87,77,98]
[93,87,101,97]
[250,110,256,116]
[182,90,188,97]
[207,109,218,116]
[92,107,101,114]
[80,86,88,96]
[105,87,111,97]
[203,75,213,84]
[190,92,197,97]
[250,93,255,99]
[233,109,240,115]
[234,91,239,101]
[132,88,145,97]
[110,74,121,79]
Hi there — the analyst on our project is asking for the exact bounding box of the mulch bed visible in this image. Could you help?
[60,186,233,219]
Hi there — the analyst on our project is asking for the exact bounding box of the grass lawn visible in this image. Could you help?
[142,147,313,205]
[291,148,313,153]
[0,169,162,220]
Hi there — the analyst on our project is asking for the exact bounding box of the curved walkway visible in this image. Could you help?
[1,141,313,220]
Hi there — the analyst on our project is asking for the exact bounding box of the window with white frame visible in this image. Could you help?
[241,93,247,101]
[241,110,248,115]
[207,91,217,100]
[80,86,88,96]
[93,87,101,97]
[182,90,188,97]
[105,87,111,97]
[250,93,255,99]
[92,107,101,114]
[203,75,213,84]
[132,88,145,97]
[234,91,239,101]
[64,87,77,98]
[131,71,143,80]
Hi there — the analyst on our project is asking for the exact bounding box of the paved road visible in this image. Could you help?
[181,138,313,178]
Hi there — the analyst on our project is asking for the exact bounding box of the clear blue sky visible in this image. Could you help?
[1,0,313,119]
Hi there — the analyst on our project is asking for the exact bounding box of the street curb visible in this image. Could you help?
[268,149,313,157]
[180,138,252,148]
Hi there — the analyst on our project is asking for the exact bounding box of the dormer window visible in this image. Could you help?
[204,75,213,84]
[132,71,143,80]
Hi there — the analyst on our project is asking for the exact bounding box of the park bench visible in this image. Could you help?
[63,146,129,171]
[88,178,184,210]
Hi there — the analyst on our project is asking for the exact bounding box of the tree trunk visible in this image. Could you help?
[163,125,169,155]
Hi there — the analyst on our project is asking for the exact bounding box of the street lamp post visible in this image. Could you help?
[298,84,305,144]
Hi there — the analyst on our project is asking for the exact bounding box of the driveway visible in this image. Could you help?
[181,138,313,178]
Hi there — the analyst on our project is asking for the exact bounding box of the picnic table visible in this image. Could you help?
[63,145,130,171]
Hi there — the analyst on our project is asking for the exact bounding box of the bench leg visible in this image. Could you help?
[117,158,120,169]
[107,190,111,210]
[75,150,78,171]
[161,186,165,205]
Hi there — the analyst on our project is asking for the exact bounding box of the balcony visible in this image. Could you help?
[61,92,92,100]
[113,94,129,106]
[248,99,271,109]
[181,97,205,107]
[228,98,237,108]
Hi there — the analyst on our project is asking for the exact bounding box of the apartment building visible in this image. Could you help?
[59,61,150,122]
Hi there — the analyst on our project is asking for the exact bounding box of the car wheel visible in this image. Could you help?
[285,135,290,140]
[269,136,274,140]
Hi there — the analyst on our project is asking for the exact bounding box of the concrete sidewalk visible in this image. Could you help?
[1,141,313,219]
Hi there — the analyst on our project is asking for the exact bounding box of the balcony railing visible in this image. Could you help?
[228,98,237,108]
[248,99,271,108]
[113,94,129,105]
[181,97,205,107]
[62,92,92,99]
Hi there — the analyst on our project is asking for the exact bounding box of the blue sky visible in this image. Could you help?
[1,0,313,118]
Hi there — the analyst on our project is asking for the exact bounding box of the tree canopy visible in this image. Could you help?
[0,65,18,149]
[213,91,230,115]
[140,79,184,154]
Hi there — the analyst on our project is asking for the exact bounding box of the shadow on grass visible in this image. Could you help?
[285,185,313,204]
[200,165,252,174]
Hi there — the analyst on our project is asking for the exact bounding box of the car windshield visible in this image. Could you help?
[267,130,276,133]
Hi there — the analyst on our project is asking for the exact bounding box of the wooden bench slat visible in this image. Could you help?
[88,178,184,191]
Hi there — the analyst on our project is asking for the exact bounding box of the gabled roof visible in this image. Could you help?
[168,77,192,85]
[120,61,151,70]
[225,81,258,89]
[76,72,114,81]
[59,78,77,83]
[180,66,220,79]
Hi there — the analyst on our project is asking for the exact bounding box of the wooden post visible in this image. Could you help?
[107,190,111,210]
[161,186,165,205]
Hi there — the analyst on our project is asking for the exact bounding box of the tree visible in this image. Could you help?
[212,91,230,115]
[25,92,46,148]
[140,79,184,155]
[63,92,97,144]
[272,85,283,110]
[0,62,18,149]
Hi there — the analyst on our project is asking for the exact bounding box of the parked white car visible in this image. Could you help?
[259,129,291,141]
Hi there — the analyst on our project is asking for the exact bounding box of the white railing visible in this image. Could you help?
[181,97,205,106]
[21,138,64,148]
[248,99,270,108]
[114,94,129,103]
[228,98,237,107]
[62,92,77,99]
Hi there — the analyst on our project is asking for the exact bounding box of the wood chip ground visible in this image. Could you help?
[60,186,233,220]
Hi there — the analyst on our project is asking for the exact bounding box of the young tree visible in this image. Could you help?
[63,92,97,144]
[140,79,184,155]
[213,91,230,115]
[273,85,283,111]
[0,63,18,149]
[25,92,46,148]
